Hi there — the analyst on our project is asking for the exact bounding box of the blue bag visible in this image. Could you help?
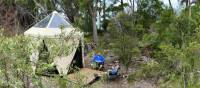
[92,54,105,65]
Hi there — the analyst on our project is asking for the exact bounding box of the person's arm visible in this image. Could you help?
[99,64,103,69]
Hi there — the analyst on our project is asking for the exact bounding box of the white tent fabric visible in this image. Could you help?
[24,27,75,38]
[25,11,84,75]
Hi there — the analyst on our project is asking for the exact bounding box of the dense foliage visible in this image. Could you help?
[126,1,200,88]
[0,28,81,87]
[2,0,200,88]
[0,33,41,87]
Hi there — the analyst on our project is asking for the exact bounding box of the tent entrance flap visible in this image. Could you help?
[68,45,83,74]
[54,39,81,75]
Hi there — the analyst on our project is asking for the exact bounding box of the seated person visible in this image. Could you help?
[108,61,120,76]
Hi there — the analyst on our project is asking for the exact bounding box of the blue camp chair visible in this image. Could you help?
[107,60,120,80]
[107,67,119,80]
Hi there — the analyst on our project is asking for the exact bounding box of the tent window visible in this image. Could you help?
[47,13,71,28]
[34,14,52,28]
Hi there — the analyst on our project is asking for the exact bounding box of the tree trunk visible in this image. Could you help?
[33,0,47,14]
[183,68,188,88]
[188,0,191,19]
[92,12,98,47]
[103,0,106,31]
[121,0,124,11]
[3,57,9,88]
[186,0,189,7]
[89,0,99,47]
[129,0,134,12]
[168,0,173,11]
[133,0,134,12]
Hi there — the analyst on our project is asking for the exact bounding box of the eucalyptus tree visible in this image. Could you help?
[136,0,163,29]
[108,13,141,73]
[78,0,100,47]
[0,0,37,36]
[180,0,190,7]
[168,0,173,11]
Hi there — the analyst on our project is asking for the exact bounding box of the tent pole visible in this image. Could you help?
[81,33,85,67]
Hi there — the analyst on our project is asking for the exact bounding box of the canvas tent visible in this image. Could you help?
[24,11,84,76]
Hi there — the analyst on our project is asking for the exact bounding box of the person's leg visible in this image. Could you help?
[108,70,112,75]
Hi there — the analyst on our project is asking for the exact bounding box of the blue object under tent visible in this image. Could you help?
[92,54,105,65]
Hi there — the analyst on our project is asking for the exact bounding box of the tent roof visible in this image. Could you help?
[24,11,78,38]
[34,11,72,28]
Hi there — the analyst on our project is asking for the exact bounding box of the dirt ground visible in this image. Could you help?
[84,51,157,88]
[39,50,157,88]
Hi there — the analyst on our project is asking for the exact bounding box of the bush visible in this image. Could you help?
[128,60,161,83]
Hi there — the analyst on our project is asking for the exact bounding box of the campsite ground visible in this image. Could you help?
[40,50,157,88]
[84,51,157,88]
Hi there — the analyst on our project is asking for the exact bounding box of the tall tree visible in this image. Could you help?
[137,0,163,28]
[0,0,36,36]
[131,0,135,12]
[168,0,174,11]
[108,13,140,73]
[121,0,124,11]
[88,0,99,46]
[78,0,100,46]
[102,0,106,30]
[180,0,190,7]
[60,0,79,23]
